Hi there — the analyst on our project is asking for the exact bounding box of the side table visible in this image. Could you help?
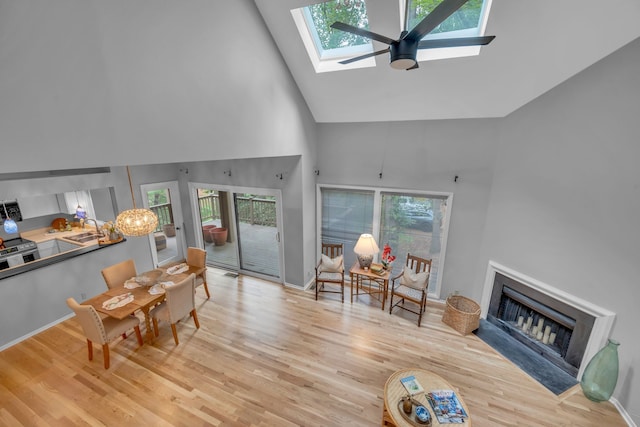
[383,368,472,426]
[349,262,390,310]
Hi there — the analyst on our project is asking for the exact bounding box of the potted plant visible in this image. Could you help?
[210,227,228,246]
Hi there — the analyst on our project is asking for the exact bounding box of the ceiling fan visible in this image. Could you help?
[330,0,495,70]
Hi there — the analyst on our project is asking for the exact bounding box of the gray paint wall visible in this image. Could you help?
[0,2,316,347]
[0,0,637,421]
[482,37,640,421]
[316,119,500,299]
[315,38,640,420]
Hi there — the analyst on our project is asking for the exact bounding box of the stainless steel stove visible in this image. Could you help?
[0,238,40,270]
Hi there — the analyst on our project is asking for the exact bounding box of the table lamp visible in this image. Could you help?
[354,233,379,270]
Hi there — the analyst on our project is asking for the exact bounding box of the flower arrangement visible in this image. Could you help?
[381,243,396,270]
[102,221,117,234]
[102,221,120,240]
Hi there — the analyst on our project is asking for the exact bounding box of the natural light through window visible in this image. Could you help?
[292,0,492,73]
[410,0,491,63]
[292,0,375,73]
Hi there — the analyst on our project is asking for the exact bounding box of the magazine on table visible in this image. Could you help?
[400,375,424,396]
[426,389,468,424]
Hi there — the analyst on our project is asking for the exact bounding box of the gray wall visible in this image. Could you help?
[482,37,640,421]
[316,37,640,421]
[317,119,500,299]
[0,0,637,422]
[0,2,316,347]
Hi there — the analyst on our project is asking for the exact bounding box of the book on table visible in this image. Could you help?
[400,375,424,396]
[426,389,468,424]
[370,263,385,275]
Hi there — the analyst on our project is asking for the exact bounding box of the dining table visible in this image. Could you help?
[82,262,206,343]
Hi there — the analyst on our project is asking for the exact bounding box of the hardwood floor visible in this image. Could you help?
[0,269,627,426]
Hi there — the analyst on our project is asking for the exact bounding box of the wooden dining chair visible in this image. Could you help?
[186,247,210,299]
[151,273,200,345]
[66,297,143,369]
[101,259,137,290]
[388,254,432,326]
[315,243,345,302]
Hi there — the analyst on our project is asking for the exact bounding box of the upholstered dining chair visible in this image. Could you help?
[66,297,143,369]
[151,273,200,345]
[101,259,137,290]
[388,253,432,326]
[315,243,345,302]
[186,247,210,299]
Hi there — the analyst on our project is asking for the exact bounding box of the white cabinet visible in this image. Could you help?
[37,239,82,258]
[37,240,58,258]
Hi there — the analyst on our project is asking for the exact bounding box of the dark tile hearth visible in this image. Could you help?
[473,319,578,395]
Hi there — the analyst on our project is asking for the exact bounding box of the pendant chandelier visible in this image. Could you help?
[74,191,86,219]
[115,166,158,237]
[2,202,18,234]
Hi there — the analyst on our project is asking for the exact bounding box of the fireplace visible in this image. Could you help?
[480,262,616,379]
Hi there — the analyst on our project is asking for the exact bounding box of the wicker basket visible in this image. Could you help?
[442,295,481,335]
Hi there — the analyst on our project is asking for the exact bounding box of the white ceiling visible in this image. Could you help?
[254,0,640,123]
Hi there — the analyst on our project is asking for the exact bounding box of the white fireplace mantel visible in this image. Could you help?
[480,261,616,378]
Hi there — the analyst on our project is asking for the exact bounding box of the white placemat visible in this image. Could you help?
[166,263,189,275]
[102,293,134,310]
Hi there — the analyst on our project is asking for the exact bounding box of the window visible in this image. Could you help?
[379,192,448,292]
[408,0,491,63]
[407,0,485,36]
[293,0,493,73]
[292,0,374,73]
[318,185,452,297]
[320,187,375,269]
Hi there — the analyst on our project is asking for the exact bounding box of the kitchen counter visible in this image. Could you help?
[22,226,102,245]
[0,227,126,280]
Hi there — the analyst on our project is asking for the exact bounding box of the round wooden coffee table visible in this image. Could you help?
[383,368,472,426]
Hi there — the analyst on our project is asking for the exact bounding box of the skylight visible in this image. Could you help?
[292,0,375,73]
[292,0,492,73]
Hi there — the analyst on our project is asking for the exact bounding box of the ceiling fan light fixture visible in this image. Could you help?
[390,57,416,70]
[330,0,495,70]
[389,40,418,70]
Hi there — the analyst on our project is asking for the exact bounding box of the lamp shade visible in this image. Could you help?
[3,218,18,234]
[75,205,86,219]
[354,234,379,255]
[115,165,159,237]
[354,233,379,269]
[116,208,158,237]
[2,202,18,234]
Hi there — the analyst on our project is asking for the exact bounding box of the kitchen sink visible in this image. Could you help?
[64,232,103,243]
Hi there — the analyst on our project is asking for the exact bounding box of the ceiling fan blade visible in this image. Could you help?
[338,48,391,65]
[417,35,495,49]
[404,0,471,42]
[331,22,396,46]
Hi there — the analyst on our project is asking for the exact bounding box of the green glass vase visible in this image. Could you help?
[580,339,620,402]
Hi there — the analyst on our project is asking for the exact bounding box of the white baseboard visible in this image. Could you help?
[0,313,74,352]
[610,397,637,427]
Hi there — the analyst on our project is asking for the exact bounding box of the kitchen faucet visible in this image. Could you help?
[83,218,104,237]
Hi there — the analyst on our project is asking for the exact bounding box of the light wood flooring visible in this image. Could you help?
[0,269,627,426]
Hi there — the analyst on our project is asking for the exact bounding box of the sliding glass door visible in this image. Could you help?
[190,183,284,283]
[234,193,281,278]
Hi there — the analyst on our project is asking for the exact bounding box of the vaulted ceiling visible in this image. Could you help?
[254,0,640,123]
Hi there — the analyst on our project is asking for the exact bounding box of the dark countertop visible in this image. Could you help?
[0,238,126,281]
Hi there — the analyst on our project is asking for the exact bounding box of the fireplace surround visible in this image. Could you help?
[480,261,616,378]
